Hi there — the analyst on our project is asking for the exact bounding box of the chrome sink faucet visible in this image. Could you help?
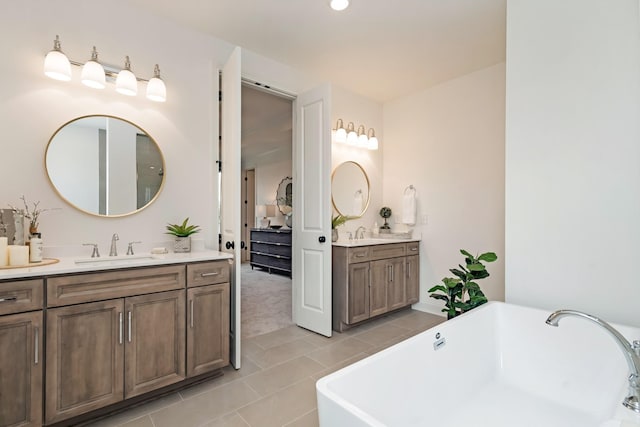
[546,309,640,413]
[109,233,119,256]
[355,226,366,240]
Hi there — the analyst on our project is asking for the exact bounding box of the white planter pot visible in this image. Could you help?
[174,236,191,253]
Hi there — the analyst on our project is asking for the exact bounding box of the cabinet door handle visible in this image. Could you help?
[34,326,39,365]
[0,296,17,303]
[391,265,394,282]
[128,311,132,343]
[190,299,194,328]
[407,263,411,278]
[201,272,219,277]
[410,247,418,252]
[119,312,123,345]
[355,253,366,258]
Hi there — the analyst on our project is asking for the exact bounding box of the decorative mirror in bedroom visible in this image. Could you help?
[331,161,370,217]
[45,115,165,217]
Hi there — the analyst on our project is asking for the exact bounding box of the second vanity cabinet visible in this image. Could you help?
[332,242,420,332]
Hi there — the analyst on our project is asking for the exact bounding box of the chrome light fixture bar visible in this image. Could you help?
[43,35,166,102]
[332,118,379,150]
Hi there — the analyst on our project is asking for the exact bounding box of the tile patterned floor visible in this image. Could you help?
[88,309,444,427]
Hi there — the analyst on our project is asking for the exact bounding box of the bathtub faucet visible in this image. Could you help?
[545,309,640,413]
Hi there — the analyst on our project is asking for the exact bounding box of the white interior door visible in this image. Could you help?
[220,47,242,368]
[292,83,332,337]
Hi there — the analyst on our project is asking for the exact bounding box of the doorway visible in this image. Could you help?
[240,82,294,339]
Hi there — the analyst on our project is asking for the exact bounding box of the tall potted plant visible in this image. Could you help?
[166,217,200,253]
[428,249,497,319]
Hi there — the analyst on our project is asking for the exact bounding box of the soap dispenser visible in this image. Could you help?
[372,222,379,236]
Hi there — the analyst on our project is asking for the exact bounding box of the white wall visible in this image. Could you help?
[383,64,506,315]
[505,0,640,327]
[331,85,384,236]
[0,0,315,255]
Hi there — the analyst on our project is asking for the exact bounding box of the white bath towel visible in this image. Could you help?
[402,193,416,225]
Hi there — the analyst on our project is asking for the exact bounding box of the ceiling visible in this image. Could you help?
[129,0,506,102]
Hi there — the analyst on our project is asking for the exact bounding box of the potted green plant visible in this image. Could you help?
[166,217,201,253]
[428,249,497,319]
[331,214,353,242]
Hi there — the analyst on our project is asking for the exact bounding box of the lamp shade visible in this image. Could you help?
[116,56,138,96]
[334,119,347,143]
[367,128,379,150]
[346,122,358,145]
[357,125,368,148]
[330,0,349,11]
[81,47,105,89]
[255,205,267,218]
[44,36,71,81]
[146,64,166,102]
[265,205,277,217]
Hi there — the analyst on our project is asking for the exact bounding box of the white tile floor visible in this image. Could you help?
[88,309,444,427]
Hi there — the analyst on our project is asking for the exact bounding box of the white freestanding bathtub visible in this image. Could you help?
[316,302,640,427]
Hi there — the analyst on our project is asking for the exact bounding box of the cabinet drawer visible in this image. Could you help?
[0,279,43,315]
[369,243,406,261]
[187,260,230,287]
[406,242,419,254]
[251,242,291,257]
[348,247,370,263]
[47,265,186,307]
[250,230,291,244]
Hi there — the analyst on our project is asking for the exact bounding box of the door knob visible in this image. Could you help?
[225,241,235,250]
[318,236,326,243]
[240,241,246,249]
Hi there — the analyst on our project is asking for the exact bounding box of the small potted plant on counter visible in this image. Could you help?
[166,217,201,253]
[428,249,497,319]
[379,207,392,233]
[331,214,354,242]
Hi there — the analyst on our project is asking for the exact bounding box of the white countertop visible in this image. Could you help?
[332,237,420,247]
[0,250,233,280]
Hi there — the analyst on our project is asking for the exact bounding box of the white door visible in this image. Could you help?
[220,47,242,368]
[292,83,332,337]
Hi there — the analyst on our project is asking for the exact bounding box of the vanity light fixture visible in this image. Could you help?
[330,0,349,11]
[81,46,106,89]
[43,35,71,81]
[43,35,167,102]
[331,118,379,150]
[115,56,138,96]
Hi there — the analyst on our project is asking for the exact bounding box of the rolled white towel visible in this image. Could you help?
[402,193,416,225]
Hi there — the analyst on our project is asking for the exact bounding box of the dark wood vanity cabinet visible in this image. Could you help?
[0,279,43,427]
[332,242,420,332]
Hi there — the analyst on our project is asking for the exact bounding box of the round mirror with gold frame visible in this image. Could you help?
[331,161,370,217]
[45,115,165,217]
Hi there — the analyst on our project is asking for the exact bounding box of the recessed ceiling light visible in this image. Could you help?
[330,0,349,11]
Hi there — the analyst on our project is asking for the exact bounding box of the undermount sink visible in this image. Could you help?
[74,254,156,265]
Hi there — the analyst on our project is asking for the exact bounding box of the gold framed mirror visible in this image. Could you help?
[331,161,370,217]
[45,115,165,217]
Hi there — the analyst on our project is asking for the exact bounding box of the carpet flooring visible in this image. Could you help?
[241,262,294,338]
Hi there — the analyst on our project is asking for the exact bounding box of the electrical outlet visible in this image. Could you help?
[421,214,428,225]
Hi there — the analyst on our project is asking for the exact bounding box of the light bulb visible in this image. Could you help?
[116,56,138,96]
[44,35,71,81]
[146,64,166,102]
[81,46,105,89]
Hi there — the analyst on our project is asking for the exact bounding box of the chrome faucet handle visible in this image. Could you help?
[126,241,142,255]
[82,243,100,258]
[347,231,353,241]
